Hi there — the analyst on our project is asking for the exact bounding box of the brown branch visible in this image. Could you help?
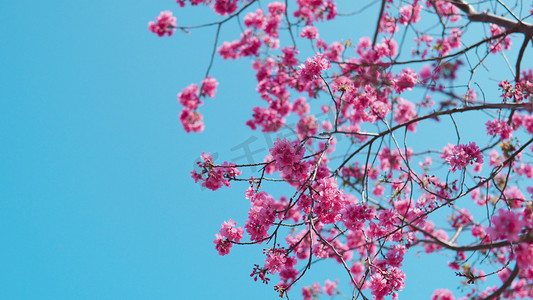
[515,36,530,82]
[447,0,533,35]
[480,263,519,300]
[372,0,387,48]
[414,231,533,252]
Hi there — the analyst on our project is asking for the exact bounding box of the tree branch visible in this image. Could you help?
[447,0,533,35]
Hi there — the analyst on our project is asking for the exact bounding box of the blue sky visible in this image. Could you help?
[1,0,531,299]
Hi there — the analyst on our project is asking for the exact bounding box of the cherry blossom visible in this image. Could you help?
[151,1,533,298]
[148,11,177,37]
[443,142,483,172]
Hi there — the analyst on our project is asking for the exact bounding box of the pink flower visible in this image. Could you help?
[394,68,418,93]
[269,138,306,176]
[314,177,346,224]
[281,47,300,66]
[386,245,406,268]
[340,202,375,230]
[419,65,434,82]
[148,11,177,37]
[379,12,398,34]
[488,149,503,166]
[489,24,512,53]
[373,185,385,196]
[246,106,285,132]
[180,108,205,133]
[219,219,243,241]
[296,115,318,140]
[302,283,321,300]
[191,152,241,190]
[201,76,218,98]
[516,243,533,269]
[377,38,398,58]
[399,3,421,25]
[217,30,262,59]
[218,41,240,59]
[292,97,310,116]
[443,142,483,172]
[324,41,344,61]
[503,186,526,208]
[239,30,262,57]
[394,98,418,131]
[300,26,319,40]
[213,219,243,256]
[486,119,512,140]
[523,115,533,134]
[298,53,331,81]
[431,1,461,22]
[212,0,238,16]
[431,289,455,300]
[378,147,412,172]
[264,248,287,274]
[245,192,276,241]
[369,267,405,300]
[244,9,266,29]
[323,279,338,296]
[267,1,286,15]
[178,84,201,110]
[435,28,462,56]
[213,234,231,255]
[487,209,524,242]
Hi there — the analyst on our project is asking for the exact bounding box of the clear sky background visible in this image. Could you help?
[1,1,531,299]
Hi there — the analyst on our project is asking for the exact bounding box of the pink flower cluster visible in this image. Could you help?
[399,2,421,25]
[430,0,461,22]
[379,12,398,35]
[302,282,322,300]
[300,26,319,40]
[394,68,418,93]
[177,77,218,133]
[369,267,406,300]
[218,30,262,59]
[378,147,413,172]
[314,177,346,224]
[323,279,338,296]
[148,11,177,37]
[213,219,243,256]
[293,0,337,24]
[191,152,241,191]
[298,53,331,81]
[504,186,526,208]
[297,115,319,140]
[499,78,533,103]
[356,36,398,62]
[245,2,286,37]
[245,191,277,241]
[246,106,286,132]
[394,98,418,131]
[263,247,290,275]
[179,109,205,133]
[340,202,375,230]
[443,142,483,172]
[487,209,524,242]
[269,138,308,179]
[435,28,462,56]
[486,119,513,140]
[513,112,533,135]
[212,0,238,16]
[422,221,450,253]
[220,3,287,59]
[431,288,455,300]
[489,24,512,53]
